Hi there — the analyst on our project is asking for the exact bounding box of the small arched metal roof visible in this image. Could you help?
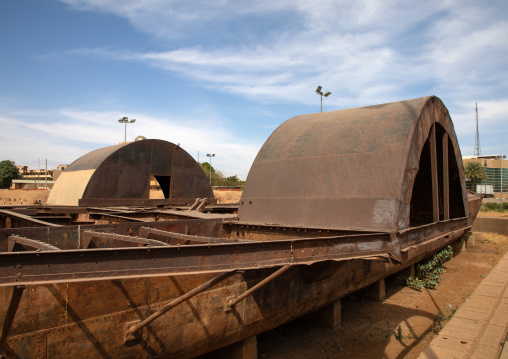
[238,96,468,232]
[47,139,214,206]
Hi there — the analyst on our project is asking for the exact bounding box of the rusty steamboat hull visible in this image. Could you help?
[0,96,481,358]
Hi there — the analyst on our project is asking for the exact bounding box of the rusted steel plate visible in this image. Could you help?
[48,140,215,206]
[62,143,126,172]
[239,96,469,232]
[89,212,147,223]
[398,217,468,248]
[2,252,450,359]
[36,206,88,215]
[0,232,393,287]
[0,218,226,252]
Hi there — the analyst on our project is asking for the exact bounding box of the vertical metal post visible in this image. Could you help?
[442,133,449,220]
[0,286,26,351]
[430,126,439,222]
[320,95,323,112]
[206,154,215,186]
[209,156,212,185]
[124,122,127,143]
[45,158,48,190]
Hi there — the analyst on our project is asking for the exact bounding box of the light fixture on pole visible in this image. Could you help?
[206,154,215,185]
[315,86,332,112]
[118,117,136,143]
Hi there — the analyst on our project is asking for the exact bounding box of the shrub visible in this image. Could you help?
[398,246,453,290]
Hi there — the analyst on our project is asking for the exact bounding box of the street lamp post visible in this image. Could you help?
[118,117,136,143]
[206,154,215,185]
[315,86,332,112]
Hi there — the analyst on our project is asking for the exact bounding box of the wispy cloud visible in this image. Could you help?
[43,0,508,158]
[0,106,260,178]
[59,1,508,107]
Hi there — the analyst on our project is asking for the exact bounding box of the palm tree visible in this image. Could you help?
[464,162,488,192]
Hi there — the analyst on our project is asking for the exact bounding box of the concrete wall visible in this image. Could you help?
[472,216,508,235]
[0,189,50,205]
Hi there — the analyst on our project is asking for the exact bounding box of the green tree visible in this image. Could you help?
[0,160,22,189]
[199,162,244,187]
[200,162,215,184]
[464,162,488,192]
[223,175,245,187]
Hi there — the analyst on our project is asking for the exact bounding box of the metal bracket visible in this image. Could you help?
[224,295,235,312]
[225,265,292,312]
[187,198,208,212]
[123,320,142,343]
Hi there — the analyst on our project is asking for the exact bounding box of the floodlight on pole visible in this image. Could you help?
[118,117,136,143]
[315,86,332,112]
[206,153,215,185]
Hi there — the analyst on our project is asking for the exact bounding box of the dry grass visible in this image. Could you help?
[477,232,508,254]
[478,211,508,218]
[213,190,242,204]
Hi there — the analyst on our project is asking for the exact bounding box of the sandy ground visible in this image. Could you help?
[257,228,508,359]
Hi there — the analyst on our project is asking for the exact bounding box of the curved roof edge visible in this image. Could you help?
[48,139,214,206]
[238,96,468,232]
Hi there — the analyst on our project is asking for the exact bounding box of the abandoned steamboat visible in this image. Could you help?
[0,96,481,358]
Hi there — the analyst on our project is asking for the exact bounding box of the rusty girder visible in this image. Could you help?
[0,231,394,287]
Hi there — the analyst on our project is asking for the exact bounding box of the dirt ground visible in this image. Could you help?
[257,225,508,359]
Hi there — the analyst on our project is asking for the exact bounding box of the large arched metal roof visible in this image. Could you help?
[238,96,468,232]
[47,139,214,206]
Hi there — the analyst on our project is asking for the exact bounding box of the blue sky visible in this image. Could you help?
[1,0,507,179]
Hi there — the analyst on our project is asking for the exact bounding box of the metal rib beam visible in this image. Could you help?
[430,125,440,222]
[8,235,62,252]
[0,210,62,228]
[0,232,392,287]
[139,226,251,244]
[84,231,171,247]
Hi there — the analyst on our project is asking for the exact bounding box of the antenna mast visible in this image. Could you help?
[474,103,481,156]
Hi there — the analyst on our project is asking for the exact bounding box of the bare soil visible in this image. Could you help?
[257,229,508,359]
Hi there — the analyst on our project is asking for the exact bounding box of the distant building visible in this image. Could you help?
[462,156,508,195]
[9,164,69,190]
[16,165,28,175]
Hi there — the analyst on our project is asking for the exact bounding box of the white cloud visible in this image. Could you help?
[58,1,508,108]
[0,107,260,179]
[50,0,508,158]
